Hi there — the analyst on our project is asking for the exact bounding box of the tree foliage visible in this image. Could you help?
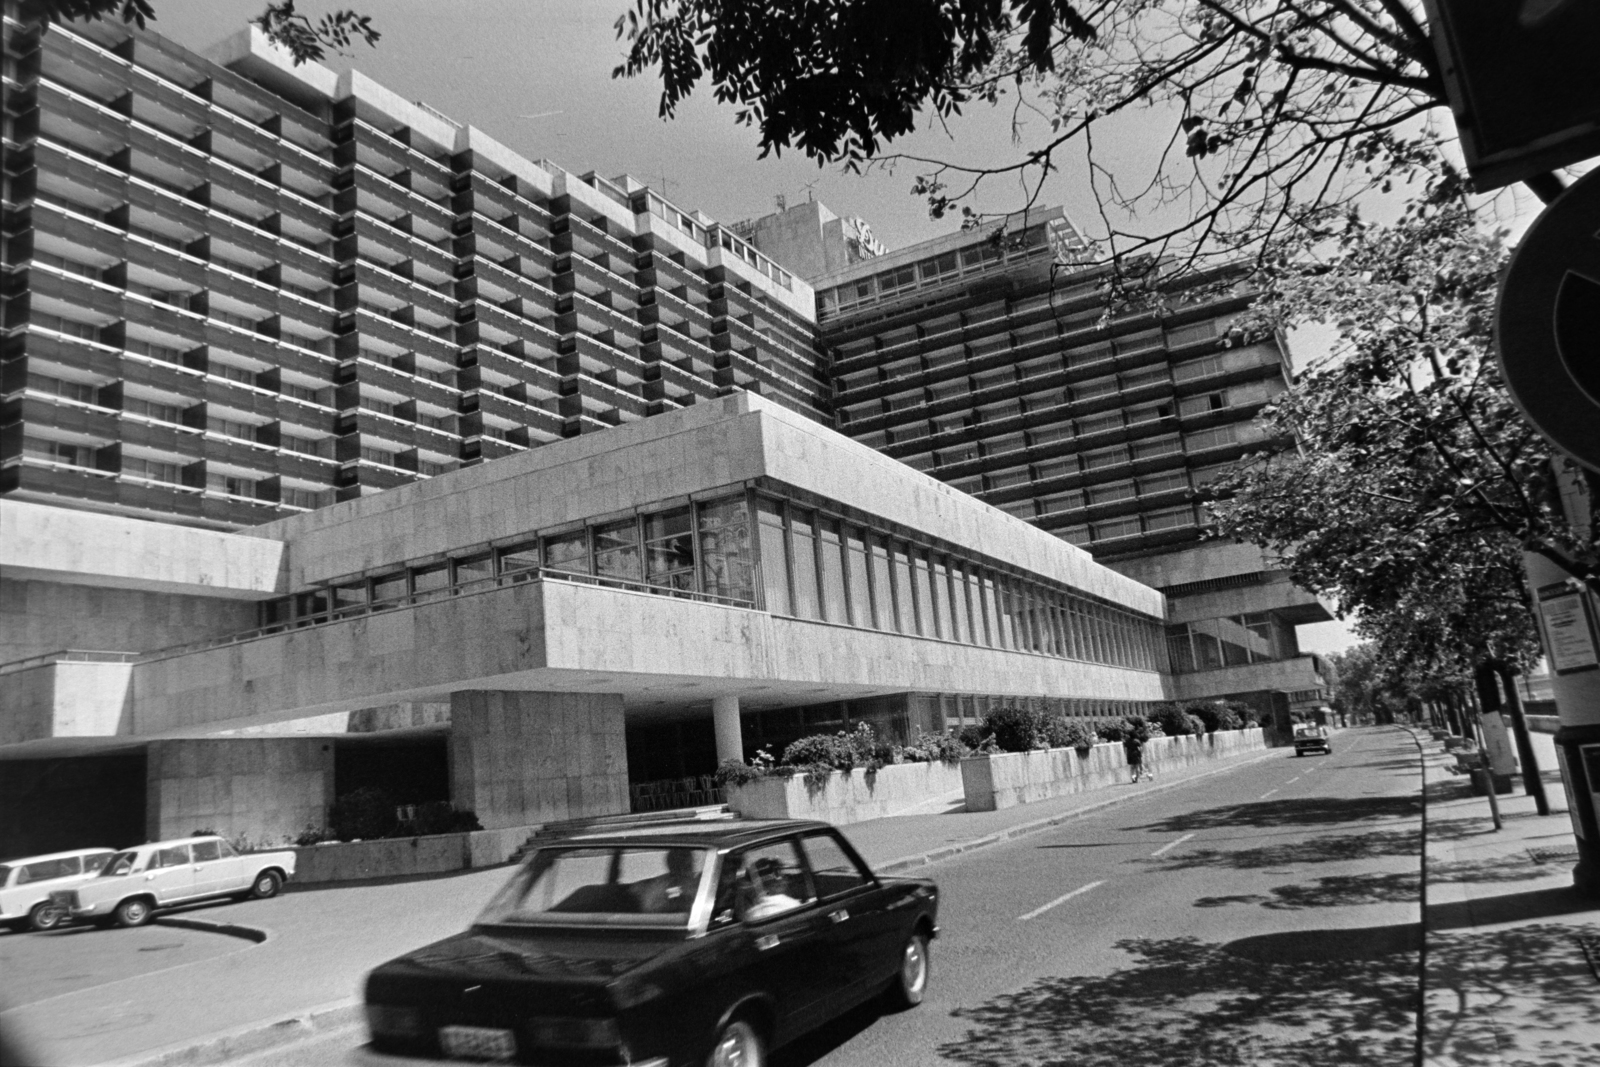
[18,0,379,65]
[1206,200,1596,677]
[614,0,1457,279]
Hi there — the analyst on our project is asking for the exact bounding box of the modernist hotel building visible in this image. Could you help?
[0,11,1331,853]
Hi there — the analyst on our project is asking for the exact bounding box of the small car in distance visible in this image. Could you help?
[51,835,296,928]
[364,819,939,1067]
[0,848,116,932]
[1294,724,1333,757]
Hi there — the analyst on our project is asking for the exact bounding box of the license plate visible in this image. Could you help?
[438,1025,517,1061]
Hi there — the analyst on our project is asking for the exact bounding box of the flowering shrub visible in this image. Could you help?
[898,730,970,764]
[1151,704,1204,737]
[1045,719,1098,750]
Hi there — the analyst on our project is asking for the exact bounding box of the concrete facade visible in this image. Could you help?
[448,691,628,830]
[144,736,334,844]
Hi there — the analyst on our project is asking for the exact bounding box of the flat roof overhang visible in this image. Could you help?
[124,575,1166,738]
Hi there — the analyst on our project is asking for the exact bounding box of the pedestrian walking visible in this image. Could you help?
[1123,733,1146,783]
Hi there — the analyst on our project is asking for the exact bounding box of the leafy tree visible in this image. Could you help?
[1205,199,1595,683]
[613,0,1469,280]
[18,0,379,65]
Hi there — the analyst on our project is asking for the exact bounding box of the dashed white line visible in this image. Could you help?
[1259,788,1279,799]
[1286,776,1301,784]
[1150,833,1196,858]
[1017,880,1105,922]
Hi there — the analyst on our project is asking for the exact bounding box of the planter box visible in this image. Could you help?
[962,728,1266,812]
[287,824,530,885]
[725,760,966,825]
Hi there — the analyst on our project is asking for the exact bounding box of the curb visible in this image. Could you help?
[96,998,362,1067]
[154,915,270,944]
[876,744,1283,874]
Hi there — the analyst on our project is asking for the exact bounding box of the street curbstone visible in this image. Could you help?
[154,915,270,944]
[96,998,362,1067]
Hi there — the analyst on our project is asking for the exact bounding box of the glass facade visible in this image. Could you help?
[249,488,1163,674]
[1164,612,1290,673]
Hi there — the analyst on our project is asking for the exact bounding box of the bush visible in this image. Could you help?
[329,786,398,842]
[407,801,482,836]
[294,825,334,846]
[897,730,970,764]
[982,707,1047,753]
[955,723,993,752]
[1043,718,1098,750]
[1095,719,1127,743]
[1149,704,1205,737]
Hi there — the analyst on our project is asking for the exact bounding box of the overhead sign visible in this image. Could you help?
[1423,0,1600,189]
[1495,166,1600,472]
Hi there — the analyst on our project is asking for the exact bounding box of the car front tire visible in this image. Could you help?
[706,1018,765,1067]
[250,870,282,900]
[885,931,931,1009]
[114,898,153,928]
[27,902,63,932]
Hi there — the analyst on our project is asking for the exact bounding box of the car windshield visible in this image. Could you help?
[477,846,707,927]
[0,865,10,886]
[99,851,140,877]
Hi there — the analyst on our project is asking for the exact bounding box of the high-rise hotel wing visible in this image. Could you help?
[2,16,827,530]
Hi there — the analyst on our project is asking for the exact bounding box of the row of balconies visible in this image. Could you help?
[0,461,304,529]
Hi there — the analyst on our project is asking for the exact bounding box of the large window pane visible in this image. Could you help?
[453,552,493,589]
[789,508,822,620]
[412,563,449,597]
[978,572,999,647]
[933,557,955,640]
[757,499,791,614]
[594,519,642,582]
[844,526,873,627]
[698,496,756,604]
[890,542,914,634]
[644,507,696,592]
[498,540,540,578]
[818,518,848,624]
[868,534,895,631]
[912,549,938,637]
[544,530,591,575]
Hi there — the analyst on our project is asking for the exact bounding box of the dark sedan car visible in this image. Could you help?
[364,819,939,1066]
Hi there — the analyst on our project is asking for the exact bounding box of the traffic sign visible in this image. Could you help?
[1496,166,1600,472]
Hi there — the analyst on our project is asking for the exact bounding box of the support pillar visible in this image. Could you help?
[449,691,628,830]
[713,694,744,764]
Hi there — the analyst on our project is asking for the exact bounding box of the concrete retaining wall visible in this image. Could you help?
[287,824,529,885]
[726,759,966,825]
[962,728,1266,811]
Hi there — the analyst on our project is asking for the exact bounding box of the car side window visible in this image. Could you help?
[83,854,110,875]
[799,832,871,898]
[154,846,190,869]
[729,839,815,923]
[217,840,238,858]
[192,840,222,862]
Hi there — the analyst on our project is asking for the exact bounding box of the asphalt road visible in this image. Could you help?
[225,726,1428,1067]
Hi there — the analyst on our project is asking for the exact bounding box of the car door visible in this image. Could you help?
[189,839,243,898]
[798,830,901,1013]
[144,845,195,903]
[721,839,834,1045]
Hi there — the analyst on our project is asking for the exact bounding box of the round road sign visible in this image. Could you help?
[1497,165,1600,472]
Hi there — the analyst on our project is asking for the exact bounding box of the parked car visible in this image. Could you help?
[50,835,296,929]
[1294,724,1333,756]
[0,848,117,932]
[364,819,939,1066]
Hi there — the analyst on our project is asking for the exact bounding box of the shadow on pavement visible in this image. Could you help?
[933,929,1419,1066]
[1129,793,1421,835]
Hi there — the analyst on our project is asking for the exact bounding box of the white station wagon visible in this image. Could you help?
[0,848,117,931]
[51,835,297,928]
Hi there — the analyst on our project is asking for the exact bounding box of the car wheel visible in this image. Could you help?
[885,930,931,1009]
[250,870,282,900]
[114,898,153,928]
[706,1017,764,1067]
[27,902,64,932]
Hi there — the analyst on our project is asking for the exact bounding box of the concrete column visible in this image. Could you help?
[713,694,743,764]
[145,737,334,845]
[449,691,628,831]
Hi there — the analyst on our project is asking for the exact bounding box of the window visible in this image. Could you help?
[1138,472,1190,496]
[1144,506,1196,532]
[282,486,330,509]
[727,840,814,922]
[30,375,100,404]
[23,438,96,468]
[153,845,190,869]
[1090,481,1136,505]
[123,456,181,484]
[371,572,408,606]
[800,833,870,898]
[192,840,221,862]
[698,496,755,604]
[817,518,848,624]
[360,446,397,466]
[544,529,591,575]
[453,552,494,588]
[1179,392,1228,416]
[757,499,791,615]
[125,397,184,423]
[207,473,255,497]
[20,856,80,883]
[207,416,257,441]
[412,563,449,596]
[644,507,695,592]
[1186,425,1238,452]
[1133,434,1183,459]
[868,534,896,631]
[844,526,874,628]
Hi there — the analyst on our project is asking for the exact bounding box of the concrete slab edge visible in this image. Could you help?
[876,745,1282,874]
[153,915,270,943]
[96,997,362,1067]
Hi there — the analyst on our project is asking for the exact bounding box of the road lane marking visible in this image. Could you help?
[1259,788,1279,799]
[1017,880,1105,922]
[1286,776,1301,783]
[1150,833,1196,857]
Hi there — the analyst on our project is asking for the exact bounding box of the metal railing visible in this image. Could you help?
[0,649,141,676]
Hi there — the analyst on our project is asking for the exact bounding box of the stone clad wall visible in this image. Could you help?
[145,737,335,844]
[726,760,966,825]
[449,691,629,830]
[962,728,1267,811]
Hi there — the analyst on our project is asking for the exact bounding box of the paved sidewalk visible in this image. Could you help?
[1414,729,1600,1066]
[2,738,1282,1067]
